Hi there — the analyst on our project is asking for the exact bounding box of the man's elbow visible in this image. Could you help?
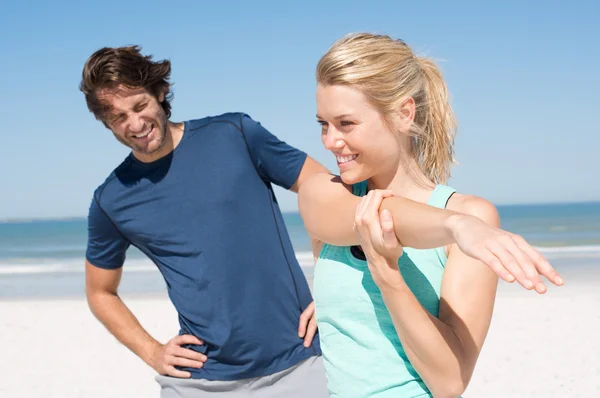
[85,284,118,318]
[85,288,103,311]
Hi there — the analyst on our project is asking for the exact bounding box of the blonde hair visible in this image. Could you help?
[316,33,457,184]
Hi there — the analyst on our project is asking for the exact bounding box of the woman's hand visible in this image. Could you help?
[354,190,405,289]
[447,211,563,293]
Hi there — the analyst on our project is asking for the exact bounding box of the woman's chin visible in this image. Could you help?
[339,169,365,186]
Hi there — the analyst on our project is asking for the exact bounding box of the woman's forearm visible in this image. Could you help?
[380,196,465,250]
[378,277,473,398]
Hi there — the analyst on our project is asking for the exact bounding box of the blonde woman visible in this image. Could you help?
[299,33,563,397]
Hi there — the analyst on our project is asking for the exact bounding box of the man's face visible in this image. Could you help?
[98,85,168,160]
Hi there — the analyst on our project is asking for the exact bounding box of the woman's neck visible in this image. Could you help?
[367,158,436,204]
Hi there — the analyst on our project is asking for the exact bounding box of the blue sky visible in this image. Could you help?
[0,0,598,220]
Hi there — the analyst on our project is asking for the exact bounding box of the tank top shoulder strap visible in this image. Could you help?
[428,185,456,264]
[427,185,456,210]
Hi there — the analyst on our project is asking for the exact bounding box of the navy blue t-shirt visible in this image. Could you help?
[86,113,320,380]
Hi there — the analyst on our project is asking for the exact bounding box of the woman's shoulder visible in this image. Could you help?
[446,192,500,227]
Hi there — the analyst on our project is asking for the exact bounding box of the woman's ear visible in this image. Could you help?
[397,97,416,131]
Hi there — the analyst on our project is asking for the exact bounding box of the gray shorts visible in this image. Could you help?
[155,355,329,397]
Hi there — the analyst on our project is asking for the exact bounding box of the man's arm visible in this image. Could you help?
[237,115,328,345]
[86,261,206,378]
[239,114,329,192]
[289,156,329,193]
[85,196,206,377]
[85,262,161,368]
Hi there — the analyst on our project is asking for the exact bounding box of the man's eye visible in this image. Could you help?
[135,103,148,112]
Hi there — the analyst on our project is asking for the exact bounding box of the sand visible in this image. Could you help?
[1,275,598,398]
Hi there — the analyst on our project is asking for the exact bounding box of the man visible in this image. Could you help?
[81,46,329,397]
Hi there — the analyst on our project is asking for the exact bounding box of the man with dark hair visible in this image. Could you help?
[81,46,330,397]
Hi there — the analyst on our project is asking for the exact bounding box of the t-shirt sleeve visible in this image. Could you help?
[240,114,308,190]
[85,195,130,269]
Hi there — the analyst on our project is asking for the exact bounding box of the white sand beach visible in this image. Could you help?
[1,274,598,398]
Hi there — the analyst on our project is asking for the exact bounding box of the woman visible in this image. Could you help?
[298,33,563,397]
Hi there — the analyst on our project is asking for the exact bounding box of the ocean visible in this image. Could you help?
[1,202,599,297]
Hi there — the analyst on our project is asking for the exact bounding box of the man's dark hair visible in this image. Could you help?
[80,45,173,123]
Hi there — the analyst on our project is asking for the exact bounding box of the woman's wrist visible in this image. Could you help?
[369,257,407,291]
[445,213,471,243]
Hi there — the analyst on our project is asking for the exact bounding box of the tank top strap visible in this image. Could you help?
[426,185,456,210]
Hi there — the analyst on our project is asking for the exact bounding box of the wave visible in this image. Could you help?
[0,253,317,275]
[1,245,598,275]
[536,245,600,254]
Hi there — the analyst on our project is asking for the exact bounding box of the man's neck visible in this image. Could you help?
[132,121,184,163]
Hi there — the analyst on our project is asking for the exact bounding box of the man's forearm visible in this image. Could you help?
[87,291,160,367]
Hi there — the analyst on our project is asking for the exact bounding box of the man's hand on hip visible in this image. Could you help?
[150,335,207,378]
[298,301,318,348]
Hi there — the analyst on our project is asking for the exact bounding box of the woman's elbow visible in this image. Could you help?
[431,385,466,398]
[429,374,470,398]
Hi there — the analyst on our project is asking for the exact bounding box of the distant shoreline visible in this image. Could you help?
[2,200,600,224]
[0,216,87,224]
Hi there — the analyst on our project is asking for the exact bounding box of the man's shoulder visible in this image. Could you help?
[91,156,134,205]
[186,112,250,133]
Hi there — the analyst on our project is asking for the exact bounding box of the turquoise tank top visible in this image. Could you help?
[313,182,456,397]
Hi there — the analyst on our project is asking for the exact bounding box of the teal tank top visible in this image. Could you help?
[313,182,456,397]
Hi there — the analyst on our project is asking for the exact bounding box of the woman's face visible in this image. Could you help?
[316,84,402,185]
